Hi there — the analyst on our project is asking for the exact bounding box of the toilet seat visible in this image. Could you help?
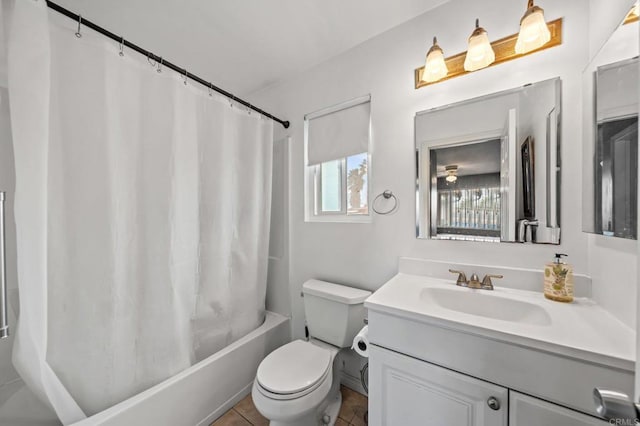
[256,340,332,400]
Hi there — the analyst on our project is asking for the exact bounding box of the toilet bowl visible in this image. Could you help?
[252,339,341,426]
[252,280,371,426]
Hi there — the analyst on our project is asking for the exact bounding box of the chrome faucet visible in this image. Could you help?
[517,219,539,242]
[449,269,502,291]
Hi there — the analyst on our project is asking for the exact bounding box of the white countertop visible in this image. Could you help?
[365,273,635,371]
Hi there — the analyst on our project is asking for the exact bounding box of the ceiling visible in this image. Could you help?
[434,139,502,177]
[53,0,448,96]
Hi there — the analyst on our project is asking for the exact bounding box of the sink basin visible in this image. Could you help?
[421,287,552,326]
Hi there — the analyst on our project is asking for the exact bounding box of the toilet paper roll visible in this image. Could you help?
[351,325,369,358]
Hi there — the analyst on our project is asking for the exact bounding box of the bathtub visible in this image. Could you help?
[72,312,289,426]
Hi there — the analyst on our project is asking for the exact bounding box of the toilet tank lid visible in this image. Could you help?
[302,279,371,304]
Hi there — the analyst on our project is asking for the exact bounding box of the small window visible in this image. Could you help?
[305,96,371,222]
[313,153,369,216]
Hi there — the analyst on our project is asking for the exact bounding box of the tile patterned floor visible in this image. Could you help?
[211,385,367,426]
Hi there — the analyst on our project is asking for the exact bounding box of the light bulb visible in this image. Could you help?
[422,37,448,83]
[445,165,458,183]
[464,19,496,72]
[515,0,551,54]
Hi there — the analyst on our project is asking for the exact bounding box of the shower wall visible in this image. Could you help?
[266,137,292,319]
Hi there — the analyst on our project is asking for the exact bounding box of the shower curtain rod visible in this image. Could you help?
[45,1,291,129]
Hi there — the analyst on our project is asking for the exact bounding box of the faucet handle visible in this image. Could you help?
[481,274,503,290]
[449,269,468,286]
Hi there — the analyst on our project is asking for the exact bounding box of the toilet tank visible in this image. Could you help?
[302,280,371,348]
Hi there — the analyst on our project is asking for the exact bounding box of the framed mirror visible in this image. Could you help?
[416,78,561,244]
[582,8,639,240]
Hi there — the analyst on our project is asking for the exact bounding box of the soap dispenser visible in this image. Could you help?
[544,253,574,303]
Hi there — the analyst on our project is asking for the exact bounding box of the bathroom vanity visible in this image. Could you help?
[365,260,634,425]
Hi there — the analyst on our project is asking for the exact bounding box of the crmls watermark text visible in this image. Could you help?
[608,419,639,425]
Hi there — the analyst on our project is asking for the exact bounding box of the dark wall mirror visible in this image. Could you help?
[582,10,638,240]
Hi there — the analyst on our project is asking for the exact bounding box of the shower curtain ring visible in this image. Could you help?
[183,69,188,85]
[119,37,125,57]
[147,53,156,67]
[229,95,235,107]
[157,57,163,73]
[75,15,83,38]
[208,83,213,97]
[247,103,252,115]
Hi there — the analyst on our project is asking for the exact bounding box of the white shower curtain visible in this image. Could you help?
[7,1,273,423]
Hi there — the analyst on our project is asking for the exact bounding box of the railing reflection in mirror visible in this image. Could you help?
[436,174,501,240]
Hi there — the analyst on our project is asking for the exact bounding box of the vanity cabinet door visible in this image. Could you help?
[509,392,608,426]
[368,345,508,426]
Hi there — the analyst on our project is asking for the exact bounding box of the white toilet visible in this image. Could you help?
[252,279,371,426]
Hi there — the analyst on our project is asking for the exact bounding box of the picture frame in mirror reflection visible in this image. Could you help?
[415,78,561,244]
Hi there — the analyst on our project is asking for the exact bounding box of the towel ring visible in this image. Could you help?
[372,190,398,215]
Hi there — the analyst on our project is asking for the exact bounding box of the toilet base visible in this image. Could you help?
[322,389,342,425]
[268,389,341,426]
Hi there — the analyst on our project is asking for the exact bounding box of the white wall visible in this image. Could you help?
[588,0,636,59]
[584,3,639,330]
[249,0,593,345]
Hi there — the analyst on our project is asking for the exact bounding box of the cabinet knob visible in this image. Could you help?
[487,396,501,411]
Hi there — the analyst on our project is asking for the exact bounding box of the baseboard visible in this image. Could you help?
[197,382,252,426]
[340,370,367,396]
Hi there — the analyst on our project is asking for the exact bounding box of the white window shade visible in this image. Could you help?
[306,97,370,166]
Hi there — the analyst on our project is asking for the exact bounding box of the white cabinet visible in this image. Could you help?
[369,345,508,426]
[509,392,608,426]
[369,345,609,426]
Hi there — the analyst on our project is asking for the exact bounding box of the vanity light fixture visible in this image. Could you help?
[624,3,639,25]
[515,0,551,54]
[422,37,448,83]
[464,19,496,72]
[445,165,458,183]
[415,18,562,89]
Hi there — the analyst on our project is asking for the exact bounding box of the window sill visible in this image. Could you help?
[305,214,372,224]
